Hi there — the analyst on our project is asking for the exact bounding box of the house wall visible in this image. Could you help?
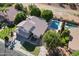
[16,27,31,39]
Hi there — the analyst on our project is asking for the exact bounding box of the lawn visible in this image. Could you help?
[71,51,79,56]
[22,41,40,56]
[0,26,16,39]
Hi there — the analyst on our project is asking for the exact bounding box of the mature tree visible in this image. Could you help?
[14,12,26,24]
[28,4,37,11]
[43,29,70,55]
[41,10,53,22]
[30,8,41,17]
[28,4,41,17]
[15,3,24,11]
[43,30,60,55]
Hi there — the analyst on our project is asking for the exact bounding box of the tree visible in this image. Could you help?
[30,8,41,17]
[41,10,53,22]
[60,21,65,33]
[60,29,70,46]
[28,4,37,11]
[23,7,28,14]
[0,3,13,7]
[43,30,60,49]
[4,36,9,48]
[28,4,41,17]
[14,12,26,24]
[42,29,70,55]
[0,7,8,16]
[15,3,24,11]
[43,30,60,55]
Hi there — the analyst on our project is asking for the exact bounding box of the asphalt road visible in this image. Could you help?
[0,41,26,56]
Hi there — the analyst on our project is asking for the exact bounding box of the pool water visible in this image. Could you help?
[65,23,78,28]
[48,20,61,30]
[48,20,78,30]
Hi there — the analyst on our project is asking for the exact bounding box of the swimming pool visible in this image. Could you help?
[65,22,78,28]
[48,20,61,30]
[48,20,78,30]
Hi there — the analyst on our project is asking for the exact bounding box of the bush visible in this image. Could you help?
[41,10,53,22]
[0,3,13,7]
[15,3,24,11]
[28,4,41,17]
[14,12,26,24]
[30,8,41,17]
[28,4,37,11]
[60,29,70,46]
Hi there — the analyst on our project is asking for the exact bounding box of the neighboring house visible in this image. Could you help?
[0,12,5,22]
[6,7,18,25]
[16,16,48,44]
[0,7,18,25]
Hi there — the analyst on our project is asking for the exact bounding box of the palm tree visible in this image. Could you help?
[61,21,65,33]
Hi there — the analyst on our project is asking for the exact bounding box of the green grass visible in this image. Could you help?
[71,51,79,56]
[0,26,16,39]
[32,47,40,56]
[22,41,40,56]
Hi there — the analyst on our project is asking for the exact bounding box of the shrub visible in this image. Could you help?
[15,3,23,11]
[28,4,41,17]
[30,8,41,17]
[28,4,37,11]
[41,10,53,22]
[14,12,26,24]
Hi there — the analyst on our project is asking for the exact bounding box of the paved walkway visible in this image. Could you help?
[39,46,47,56]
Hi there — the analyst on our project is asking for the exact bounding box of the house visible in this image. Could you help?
[0,7,18,25]
[6,7,18,25]
[16,16,48,45]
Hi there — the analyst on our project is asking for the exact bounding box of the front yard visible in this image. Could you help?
[22,41,40,56]
[0,26,16,39]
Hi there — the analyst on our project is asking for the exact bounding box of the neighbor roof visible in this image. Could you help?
[17,16,48,37]
[7,7,18,21]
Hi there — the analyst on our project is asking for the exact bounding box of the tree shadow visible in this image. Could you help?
[22,41,36,52]
[69,35,73,41]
